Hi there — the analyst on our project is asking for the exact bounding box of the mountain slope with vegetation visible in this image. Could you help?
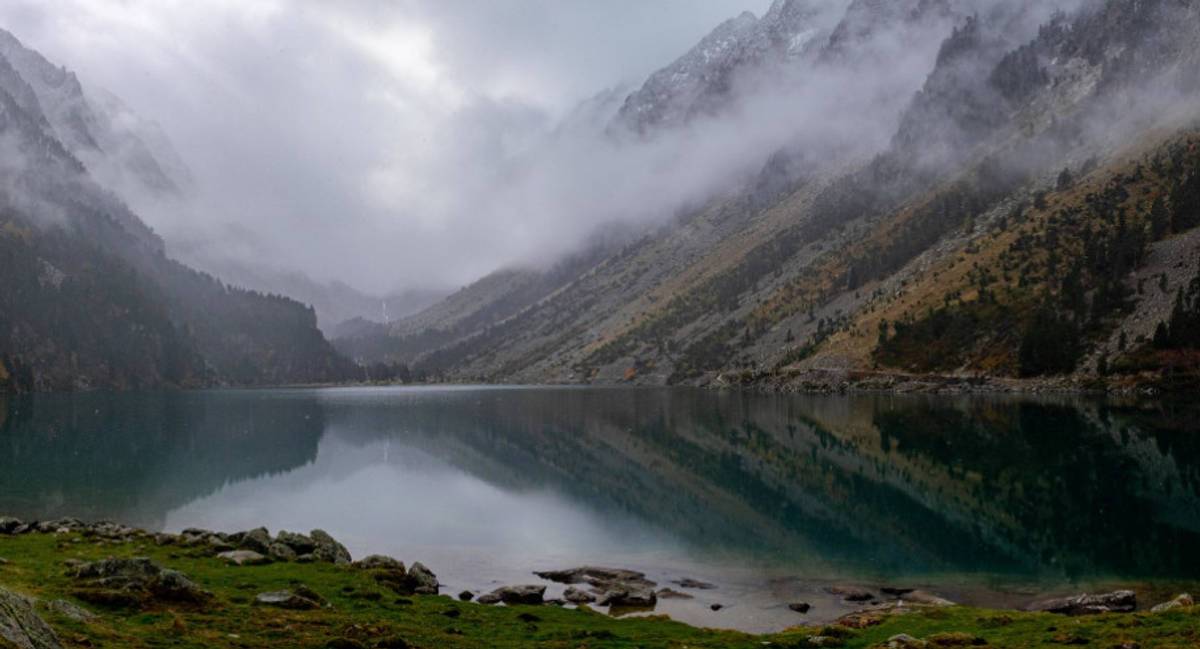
[341,0,1200,394]
[0,32,357,393]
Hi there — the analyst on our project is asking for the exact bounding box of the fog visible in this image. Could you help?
[0,0,1085,297]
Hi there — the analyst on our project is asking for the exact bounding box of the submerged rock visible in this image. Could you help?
[1026,590,1135,616]
[827,585,875,602]
[655,588,693,600]
[789,602,812,613]
[0,586,63,649]
[674,578,716,590]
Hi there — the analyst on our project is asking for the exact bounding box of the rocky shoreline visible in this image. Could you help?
[3,516,1198,648]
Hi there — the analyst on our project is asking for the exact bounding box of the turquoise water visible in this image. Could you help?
[2,386,1198,630]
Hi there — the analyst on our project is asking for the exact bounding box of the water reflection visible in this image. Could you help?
[2,387,1199,585]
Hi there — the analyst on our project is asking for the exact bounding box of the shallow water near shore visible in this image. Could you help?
[1,386,1199,632]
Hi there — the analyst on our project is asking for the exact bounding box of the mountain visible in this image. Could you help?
[0,32,357,392]
[0,29,191,198]
[343,0,1200,393]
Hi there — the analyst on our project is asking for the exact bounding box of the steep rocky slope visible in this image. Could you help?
[343,0,1200,393]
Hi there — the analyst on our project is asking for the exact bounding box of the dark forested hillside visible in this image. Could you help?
[0,34,357,393]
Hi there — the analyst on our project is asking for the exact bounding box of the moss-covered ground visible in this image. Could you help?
[2,532,1198,648]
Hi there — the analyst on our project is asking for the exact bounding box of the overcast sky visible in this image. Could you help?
[0,0,773,294]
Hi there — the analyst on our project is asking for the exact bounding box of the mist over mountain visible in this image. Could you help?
[335,0,1200,393]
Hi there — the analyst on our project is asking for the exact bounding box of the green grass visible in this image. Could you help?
[2,532,1199,648]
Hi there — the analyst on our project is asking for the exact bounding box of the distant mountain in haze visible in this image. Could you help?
[341,0,1200,393]
[0,30,357,392]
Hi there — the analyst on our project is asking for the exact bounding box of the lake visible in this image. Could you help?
[1,386,1198,632]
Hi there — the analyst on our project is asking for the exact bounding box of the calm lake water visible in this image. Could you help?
[2,386,1198,631]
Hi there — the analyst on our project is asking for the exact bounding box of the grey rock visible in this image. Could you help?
[655,588,693,600]
[70,557,210,606]
[709,603,724,611]
[310,529,352,564]
[479,585,545,606]
[267,542,297,562]
[276,530,318,555]
[354,555,404,571]
[1151,593,1194,613]
[43,599,97,623]
[238,527,272,554]
[254,590,321,610]
[0,586,64,649]
[599,586,657,608]
[886,634,928,648]
[0,517,23,534]
[563,587,595,604]
[217,550,270,566]
[407,562,438,595]
[1026,590,1136,615]
[475,592,502,605]
[457,591,474,602]
[674,578,716,590]
[788,602,812,613]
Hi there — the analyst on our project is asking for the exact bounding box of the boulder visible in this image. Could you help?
[354,555,404,571]
[407,562,438,595]
[254,590,321,610]
[598,586,657,608]
[457,591,474,602]
[1026,590,1135,615]
[217,550,270,566]
[276,531,318,555]
[655,588,693,600]
[789,602,812,613]
[0,586,64,649]
[535,566,651,588]
[563,587,595,604]
[674,578,716,590]
[1151,593,1194,613]
[69,557,210,608]
[478,585,545,606]
[310,529,352,564]
[267,542,297,562]
[238,527,272,554]
[0,517,23,535]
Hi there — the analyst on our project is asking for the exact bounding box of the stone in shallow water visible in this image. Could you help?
[478,585,545,606]
[562,587,595,604]
[788,601,812,613]
[826,585,875,602]
[0,586,65,649]
[655,588,693,600]
[674,578,716,590]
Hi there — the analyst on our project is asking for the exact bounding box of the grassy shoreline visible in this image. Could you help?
[2,528,1199,648]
